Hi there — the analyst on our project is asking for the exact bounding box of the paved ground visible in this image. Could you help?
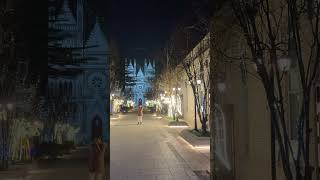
[0,112,209,180]
[110,112,210,180]
[0,146,109,180]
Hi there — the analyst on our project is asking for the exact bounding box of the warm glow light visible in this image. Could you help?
[197,80,202,85]
[178,136,210,150]
[194,145,210,150]
[173,88,176,91]
[177,88,181,91]
[168,125,189,128]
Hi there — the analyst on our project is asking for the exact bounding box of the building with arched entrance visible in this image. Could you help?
[125,58,155,107]
[47,0,109,143]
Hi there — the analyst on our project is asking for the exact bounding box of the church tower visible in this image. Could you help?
[82,18,109,142]
[55,0,77,48]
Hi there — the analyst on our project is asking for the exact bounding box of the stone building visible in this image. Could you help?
[125,58,155,106]
[47,0,110,143]
[173,6,320,179]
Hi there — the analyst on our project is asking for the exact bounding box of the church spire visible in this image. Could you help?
[85,17,109,53]
[57,0,76,26]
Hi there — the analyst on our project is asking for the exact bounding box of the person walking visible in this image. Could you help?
[88,137,107,180]
[137,105,143,125]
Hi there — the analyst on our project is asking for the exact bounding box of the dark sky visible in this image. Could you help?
[99,0,194,58]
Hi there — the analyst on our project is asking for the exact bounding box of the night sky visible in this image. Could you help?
[100,0,194,58]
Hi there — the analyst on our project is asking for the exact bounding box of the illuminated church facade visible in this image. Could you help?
[125,59,155,106]
[47,0,109,143]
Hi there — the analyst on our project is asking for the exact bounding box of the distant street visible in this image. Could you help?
[110,112,210,180]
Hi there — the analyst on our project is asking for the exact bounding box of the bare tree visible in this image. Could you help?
[182,36,211,135]
[230,0,320,179]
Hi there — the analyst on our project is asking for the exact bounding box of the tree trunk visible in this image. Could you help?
[202,117,208,135]
[304,96,312,180]
[209,22,216,180]
[194,95,198,131]
[271,115,276,180]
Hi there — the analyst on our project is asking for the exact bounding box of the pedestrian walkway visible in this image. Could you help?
[110,112,210,180]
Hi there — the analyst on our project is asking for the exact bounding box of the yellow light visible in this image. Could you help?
[194,146,210,150]
[178,136,210,150]
[168,125,189,128]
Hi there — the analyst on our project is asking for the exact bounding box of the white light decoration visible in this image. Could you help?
[217,82,226,92]
[197,80,202,85]
[178,88,181,91]
[277,57,291,72]
[173,88,176,91]
[162,97,171,104]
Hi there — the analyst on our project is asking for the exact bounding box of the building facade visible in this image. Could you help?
[48,0,109,143]
[174,24,320,179]
[125,58,155,106]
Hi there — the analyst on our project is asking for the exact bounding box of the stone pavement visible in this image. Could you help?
[110,112,210,180]
[0,146,109,180]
